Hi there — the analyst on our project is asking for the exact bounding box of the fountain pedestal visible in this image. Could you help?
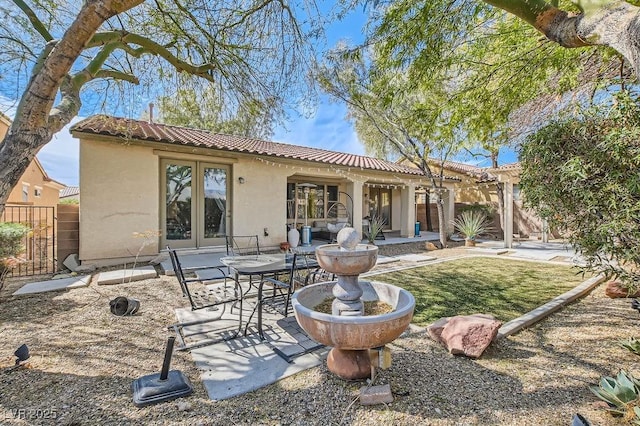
[292,227,415,380]
[327,349,371,380]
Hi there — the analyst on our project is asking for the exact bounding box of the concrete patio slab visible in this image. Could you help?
[173,304,326,401]
[161,252,226,275]
[96,266,157,285]
[12,275,91,296]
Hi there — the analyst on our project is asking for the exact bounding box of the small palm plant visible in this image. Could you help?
[451,210,491,246]
[590,370,640,423]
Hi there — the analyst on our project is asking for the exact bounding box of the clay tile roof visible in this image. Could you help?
[71,115,440,178]
[439,160,483,175]
[60,186,79,198]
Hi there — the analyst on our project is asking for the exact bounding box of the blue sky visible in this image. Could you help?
[1,6,516,187]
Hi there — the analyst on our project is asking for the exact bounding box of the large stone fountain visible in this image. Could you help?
[292,227,415,380]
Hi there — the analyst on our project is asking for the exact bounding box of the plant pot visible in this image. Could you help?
[465,238,476,247]
[288,228,300,248]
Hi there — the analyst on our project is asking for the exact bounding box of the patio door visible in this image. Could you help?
[161,159,229,249]
[368,188,392,230]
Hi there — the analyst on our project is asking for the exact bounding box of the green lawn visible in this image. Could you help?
[373,257,589,326]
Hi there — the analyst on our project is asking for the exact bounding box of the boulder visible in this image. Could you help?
[604,281,640,298]
[430,314,502,358]
[426,317,449,344]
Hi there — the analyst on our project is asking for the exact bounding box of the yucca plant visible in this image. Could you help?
[590,370,640,423]
[451,211,491,246]
[366,214,386,244]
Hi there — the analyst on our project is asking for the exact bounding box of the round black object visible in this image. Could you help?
[110,296,140,316]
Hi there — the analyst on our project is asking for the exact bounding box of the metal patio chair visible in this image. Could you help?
[166,246,243,351]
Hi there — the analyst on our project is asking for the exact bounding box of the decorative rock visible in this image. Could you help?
[426,242,441,250]
[426,317,449,344]
[337,227,360,250]
[360,384,394,405]
[604,281,640,298]
[434,314,502,358]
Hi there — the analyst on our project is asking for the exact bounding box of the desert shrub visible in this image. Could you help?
[520,92,640,286]
[0,222,30,291]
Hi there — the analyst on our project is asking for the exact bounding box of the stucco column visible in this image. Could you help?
[503,180,514,248]
[346,181,363,239]
[400,185,416,237]
[443,187,455,234]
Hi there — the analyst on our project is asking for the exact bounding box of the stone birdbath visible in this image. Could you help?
[291,227,415,380]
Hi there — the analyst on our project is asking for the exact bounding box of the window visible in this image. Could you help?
[22,184,29,202]
[287,183,339,221]
[34,187,42,197]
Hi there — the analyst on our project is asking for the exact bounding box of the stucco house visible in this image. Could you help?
[70,115,467,266]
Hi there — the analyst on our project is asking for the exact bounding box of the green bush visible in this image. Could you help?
[0,222,29,258]
[59,198,79,205]
[0,222,30,290]
[520,92,640,286]
[459,203,494,221]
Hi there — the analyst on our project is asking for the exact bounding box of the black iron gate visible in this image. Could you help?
[1,205,57,276]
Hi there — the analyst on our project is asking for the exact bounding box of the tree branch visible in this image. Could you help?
[12,0,53,42]
[86,30,217,81]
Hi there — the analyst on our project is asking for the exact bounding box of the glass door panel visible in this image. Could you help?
[162,160,196,248]
[200,165,228,246]
[369,188,392,230]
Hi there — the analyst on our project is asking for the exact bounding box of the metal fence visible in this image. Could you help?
[1,205,57,277]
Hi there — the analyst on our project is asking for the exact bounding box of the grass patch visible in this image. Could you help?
[373,257,588,326]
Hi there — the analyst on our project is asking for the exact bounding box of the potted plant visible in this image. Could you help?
[451,210,491,247]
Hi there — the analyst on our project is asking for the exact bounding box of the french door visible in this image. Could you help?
[161,159,229,249]
[368,188,392,230]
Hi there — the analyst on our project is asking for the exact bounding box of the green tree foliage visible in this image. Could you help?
[156,77,279,139]
[316,45,459,245]
[520,92,640,284]
[0,0,314,212]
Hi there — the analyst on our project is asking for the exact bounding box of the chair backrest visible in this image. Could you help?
[166,246,196,306]
[306,267,335,285]
[226,235,260,256]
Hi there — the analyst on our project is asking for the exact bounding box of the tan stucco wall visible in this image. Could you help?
[79,139,159,262]
[77,133,455,263]
[6,161,61,207]
[230,160,290,246]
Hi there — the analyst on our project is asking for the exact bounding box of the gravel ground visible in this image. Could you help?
[0,247,636,426]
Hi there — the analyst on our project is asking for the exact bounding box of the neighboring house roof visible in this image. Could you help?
[71,115,457,179]
[0,111,11,126]
[60,186,80,198]
[33,157,66,189]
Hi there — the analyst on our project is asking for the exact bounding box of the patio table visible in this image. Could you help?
[220,252,317,285]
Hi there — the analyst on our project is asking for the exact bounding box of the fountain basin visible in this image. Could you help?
[292,281,415,350]
[315,244,378,276]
